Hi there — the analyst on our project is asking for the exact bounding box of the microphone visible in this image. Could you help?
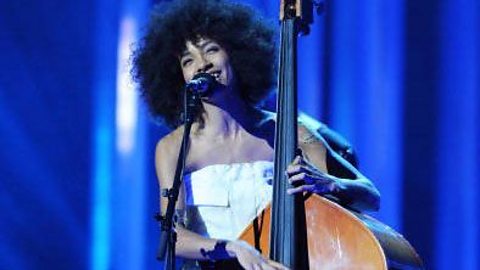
[185,72,218,95]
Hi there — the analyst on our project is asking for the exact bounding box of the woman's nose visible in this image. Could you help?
[197,61,214,74]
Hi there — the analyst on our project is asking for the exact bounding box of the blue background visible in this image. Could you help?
[0,0,478,269]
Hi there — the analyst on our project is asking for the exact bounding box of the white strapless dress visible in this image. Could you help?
[184,161,274,240]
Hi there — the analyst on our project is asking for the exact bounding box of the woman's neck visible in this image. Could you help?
[193,98,259,140]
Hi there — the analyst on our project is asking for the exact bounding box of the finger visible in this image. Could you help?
[253,264,262,270]
[251,262,263,270]
[285,164,300,175]
[267,260,290,270]
[286,157,301,172]
[286,164,310,175]
[241,263,253,270]
[288,172,309,184]
[287,184,315,194]
[292,156,302,164]
[259,262,276,270]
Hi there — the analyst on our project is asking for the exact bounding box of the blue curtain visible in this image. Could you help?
[0,0,94,269]
[0,0,478,269]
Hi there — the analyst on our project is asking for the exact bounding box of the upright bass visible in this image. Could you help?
[240,0,425,269]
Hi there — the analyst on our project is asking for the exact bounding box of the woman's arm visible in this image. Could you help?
[155,132,227,260]
[286,124,380,212]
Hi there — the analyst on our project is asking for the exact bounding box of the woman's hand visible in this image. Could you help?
[286,155,345,195]
[226,240,289,270]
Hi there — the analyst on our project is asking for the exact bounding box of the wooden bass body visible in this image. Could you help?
[239,195,424,270]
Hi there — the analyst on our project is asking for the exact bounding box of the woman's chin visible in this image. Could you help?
[200,95,232,110]
[200,97,221,108]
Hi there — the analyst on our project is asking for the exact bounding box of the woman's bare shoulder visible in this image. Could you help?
[260,111,326,142]
[297,122,327,152]
[156,126,184,160]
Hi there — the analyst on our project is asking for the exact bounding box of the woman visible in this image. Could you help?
[132,0,380,269]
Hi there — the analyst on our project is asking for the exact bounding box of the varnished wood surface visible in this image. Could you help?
[239,195,424,270]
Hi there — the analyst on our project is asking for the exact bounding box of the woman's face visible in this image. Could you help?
[179,38,234,88]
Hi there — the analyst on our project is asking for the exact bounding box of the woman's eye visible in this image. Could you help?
[206,46,219,54]
[181,59,192,67]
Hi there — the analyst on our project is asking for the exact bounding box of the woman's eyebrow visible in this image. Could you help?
[180,50,190,58]
[197,40,214,49]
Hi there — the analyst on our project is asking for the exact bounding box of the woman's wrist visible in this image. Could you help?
[200,240,234,260]
[332,177,347,195]
[331,177,360,210]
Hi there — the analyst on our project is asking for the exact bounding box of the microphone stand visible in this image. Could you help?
[156,86,202,270]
